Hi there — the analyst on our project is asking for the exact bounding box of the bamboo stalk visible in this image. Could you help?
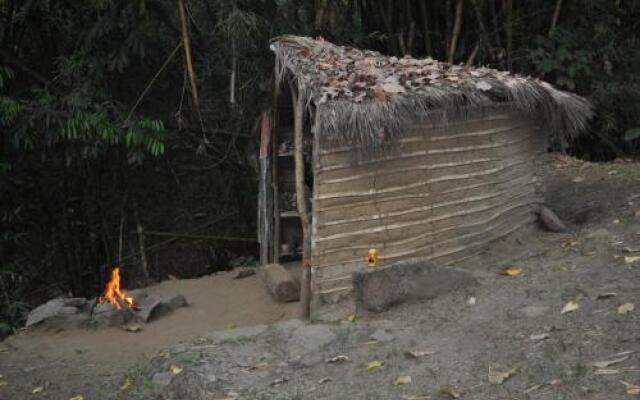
[448,0,464,64]
[548,0,563,37]
[177,0,199,108]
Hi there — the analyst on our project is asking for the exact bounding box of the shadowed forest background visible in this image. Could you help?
[1,0,639,331]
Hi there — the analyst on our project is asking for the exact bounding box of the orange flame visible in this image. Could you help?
[98,267,135,309]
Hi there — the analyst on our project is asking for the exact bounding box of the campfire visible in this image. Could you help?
[26,266,188,330]
[97,267,137,310]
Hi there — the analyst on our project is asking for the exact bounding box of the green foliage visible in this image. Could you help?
[532,31,591,91]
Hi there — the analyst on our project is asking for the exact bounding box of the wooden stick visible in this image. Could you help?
[142,231,257,242]
[291,83,311,319]
[134,207,150,280]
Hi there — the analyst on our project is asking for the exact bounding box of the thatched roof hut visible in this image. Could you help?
[259,35,592,320]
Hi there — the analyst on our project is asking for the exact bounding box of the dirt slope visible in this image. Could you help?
[1,155,639,400]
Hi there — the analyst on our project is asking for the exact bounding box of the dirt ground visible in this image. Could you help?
[0,270,298,398]
[1,155,640,399]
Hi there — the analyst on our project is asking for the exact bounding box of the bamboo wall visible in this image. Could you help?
[310,112,547,320]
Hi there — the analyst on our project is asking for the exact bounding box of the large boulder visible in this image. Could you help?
[352,258,478,313]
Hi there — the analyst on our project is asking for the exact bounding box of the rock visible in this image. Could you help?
[259,263,300,302]
[287,323,336,359]
[352,258,479,313]
[369,329,394,343]
[152,371,174,387]
[538,205,567,232]
[136,294,187,323]
[92,302,135,327]
[519,305,549,318]
[26,299,84,327]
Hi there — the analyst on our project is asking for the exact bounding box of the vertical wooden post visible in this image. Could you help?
[258,112,273,265]
[291,84,311,319]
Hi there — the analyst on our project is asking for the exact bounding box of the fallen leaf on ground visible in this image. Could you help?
[32,386,44,394]
[530,333,550,341]
[618,303,635,314]
[347,314,356,322]
[167,274,178,280]
[498,266,523,276]
[488,366,517,384]
[326,355,350,363]
[248,362,270,371]
[405,350,435,358]
[561,301,579,314]
[270,377,288,386]
[437,385,460,399]
[625,256,640,265]
[170,365,183,375]
[593,355,629,369]
[620,381,640,395]
[120,379,131,390]
[402,396,431,400]
[367,360,384,371]
[572,176,585,183]
[121,324,142,333]
[225,321,237,329]
[467,297,476,305]
[613,219,621,224]
[0,380,7,387]
[318,377,332,384]
[395,375,412,385]
[69,396,83,400]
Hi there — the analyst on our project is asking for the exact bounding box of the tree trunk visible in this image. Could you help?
[418,0,432,55]
[504,0,513,69]
[291,85,311,319]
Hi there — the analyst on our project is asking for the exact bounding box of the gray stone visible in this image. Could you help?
[152,371,174,387]
[519,305,549,318]
[92,303,134,327]
[352,258,479,313]
[539,205,567,232]
[61,297,88,308]
[287,323,336,359]
[369,329,394,343]
[26,299,65,327]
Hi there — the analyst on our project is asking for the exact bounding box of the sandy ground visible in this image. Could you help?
[1,155,640,400]
[0,270,298,397]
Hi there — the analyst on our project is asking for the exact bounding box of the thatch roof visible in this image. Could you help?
[270,35,592,148]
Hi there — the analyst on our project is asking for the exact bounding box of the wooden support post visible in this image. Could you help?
[291,84,311,319]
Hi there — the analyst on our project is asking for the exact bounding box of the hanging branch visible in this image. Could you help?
[447,0,464,64]
[548,0,563,37]
[177,0,199,108]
